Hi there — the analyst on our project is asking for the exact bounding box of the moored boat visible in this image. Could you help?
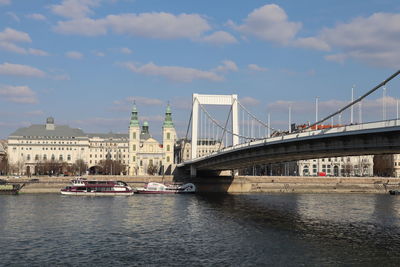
[61,178,134,196]
[0,183,25,195]
[389,190,400,195]
[135,182,196,194]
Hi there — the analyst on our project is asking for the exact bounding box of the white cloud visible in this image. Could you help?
[0,85,38,104]
[0,41,26,54]
[66,51,83,59]
[52,73,71,81]
[324,53,347,63]
[298,12,400,68]
[54,18,108,36]
[25,110,44,116]
[0,28,31,43]
[121,62,223,82]
[126,96,163,105]
[240,97,260,106]
[292,37,330,51]
[0,0,10,5]
[248,64,268,72]
[0,42,49,56]
[106,12,210,39]
[94,51,105,57]
[50,0,99,19]
[54,11,211,40]
[0,62,46,77]
[28,48,49,56]
[6,12,20,22]
[202,31,237,45]
[27,13,46,21]
[214,60,238,73]
[0,28,48,56]
[232,4,301,45]
[120,47,132,54]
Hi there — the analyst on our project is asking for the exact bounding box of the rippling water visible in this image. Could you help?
[1,193,400,266]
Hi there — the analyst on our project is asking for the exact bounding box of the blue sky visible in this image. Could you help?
[1,0,400,141]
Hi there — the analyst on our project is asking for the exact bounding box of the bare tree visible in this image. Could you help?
[343,163,353,177]
[147,162,158,176]
[99,159,126,175]
[373,155,393,177]
[0,155,9,175]
[70,159,88,175]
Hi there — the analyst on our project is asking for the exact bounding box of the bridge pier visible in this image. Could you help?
[190,165,197,178]
[232,169,239,177]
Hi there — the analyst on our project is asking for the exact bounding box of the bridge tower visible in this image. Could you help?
[191,93,239,176]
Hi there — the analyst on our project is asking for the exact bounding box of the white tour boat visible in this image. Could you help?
[135,182,196,194]
[61,178,134,196]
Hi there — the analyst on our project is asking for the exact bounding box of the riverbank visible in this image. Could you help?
[3,175,400,194]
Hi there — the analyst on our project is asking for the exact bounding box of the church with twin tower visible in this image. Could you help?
[128,103,176,176]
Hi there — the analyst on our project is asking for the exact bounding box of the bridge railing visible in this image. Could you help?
[181,119,400,165]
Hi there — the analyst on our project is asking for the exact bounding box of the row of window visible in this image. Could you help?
[90,154,126,159]
[21,140,78,145]
[21,136,77,139]
[90,149,126,153]
[89,160,126,164]
[132,144,171,151]
[131,132,172,140]
[23,154,72,161]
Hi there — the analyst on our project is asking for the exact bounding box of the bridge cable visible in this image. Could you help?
[237,100,278,132]
[197,99,253,140]
[299,69,400,132]
[218,103,233,150]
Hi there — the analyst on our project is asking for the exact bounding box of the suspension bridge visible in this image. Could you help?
[177,70,400,177]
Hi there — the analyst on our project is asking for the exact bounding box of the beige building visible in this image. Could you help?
[0,141,5,160]
[128,103,176,176]
[7,104,177,176]
[175,138,223,163]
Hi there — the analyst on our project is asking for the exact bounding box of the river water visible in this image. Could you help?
[1,193,400,266]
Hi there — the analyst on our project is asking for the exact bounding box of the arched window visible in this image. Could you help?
[167,132,170,140]
[133,144,136,151]
[43,154,47,160]
[51,154,55,161]
[27,154,31,161]
[67,155,71,161]
[166,156,170,163]
[166,145,170,152]
[35,154,39,161]
[59,155,63,161]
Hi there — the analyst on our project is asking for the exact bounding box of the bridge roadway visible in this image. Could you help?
[178,119,400,174]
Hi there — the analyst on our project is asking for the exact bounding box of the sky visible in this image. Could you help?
[1,0,400,141]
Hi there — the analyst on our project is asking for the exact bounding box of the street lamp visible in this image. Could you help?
[288,105,292,133]
[315,96,319,125]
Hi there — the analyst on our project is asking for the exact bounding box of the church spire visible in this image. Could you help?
[130,101,139,127]
[163,102,174,128]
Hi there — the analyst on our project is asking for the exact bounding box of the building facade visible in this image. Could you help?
[297,155,374,176]
[7,104,177,176]
[175,138,223,163]
[128,104,177,176]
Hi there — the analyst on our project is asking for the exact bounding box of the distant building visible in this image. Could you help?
[0,141,6,160]
[128,103,177,176]
[175,138,223,163]
[7,103,177,176]
[298,156,374,176]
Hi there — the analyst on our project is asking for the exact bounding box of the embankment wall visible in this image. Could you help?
[4,175,400,194]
